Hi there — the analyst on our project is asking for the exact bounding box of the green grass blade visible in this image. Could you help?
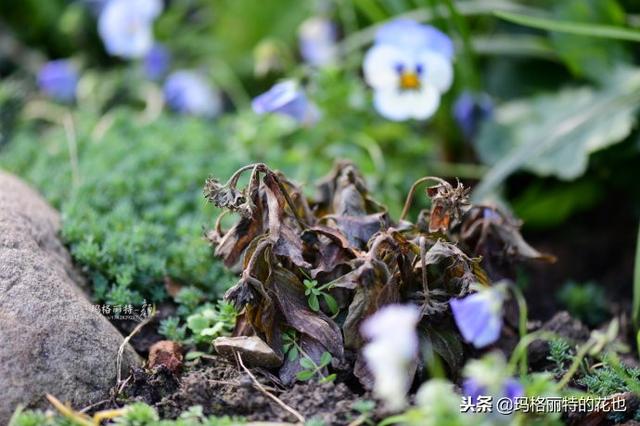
[495,11,640,42]
[633,223,640,331]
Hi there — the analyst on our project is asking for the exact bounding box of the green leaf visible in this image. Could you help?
[320,373,337,383]
[184,351,206,361]
[633,223,640,331]
[319,351,332,367]
[322,293,339,315]
[422,326,464,375]
[494,10,640,42]
[308,293,320,312]
[296,370,315,381]
[186,315,210,333]
[299,357,316,370]
[287,347,299,362]
[473,67,640,199]
[548,0,631,82]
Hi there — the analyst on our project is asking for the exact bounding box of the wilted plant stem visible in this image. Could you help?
[509,283,529,378]
[419,236,429,305]
[399,176,448,222]
[225,163,308,229]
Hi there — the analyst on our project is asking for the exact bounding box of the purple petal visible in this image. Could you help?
[252,80,317,125]
[453,91,493,139]
[462,378,488,404]
[163,70,221,117]
[451,290,503,348]
[375,19,454,59]
[144,44,171,80]
[37,60,78,102]
[503,378,524,400]
[299,17,337,67]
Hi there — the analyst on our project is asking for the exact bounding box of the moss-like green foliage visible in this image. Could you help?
[9,403,243,426]
[0,109,242,305]
[578,361,640,396]
[0,95,440,307]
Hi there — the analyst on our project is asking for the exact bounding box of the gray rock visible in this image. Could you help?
[214,336,283,368]
[0,171,141,423]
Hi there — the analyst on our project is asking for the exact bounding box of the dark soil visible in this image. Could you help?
[118,355,374,425]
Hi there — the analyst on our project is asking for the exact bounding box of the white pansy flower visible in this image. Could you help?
[361,304,420,410]
[98,0,162,59]
[363,19,454,121]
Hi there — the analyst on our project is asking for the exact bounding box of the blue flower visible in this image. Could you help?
[503,378,524,401]
[450,286,505,348]
[98,0,162,59]
[252,80,319,125]
[298,17,337,67]
[363,19,454,121]
[462,353,525,416]
[144,44,170,80]
[37,60,78,102]
[462,375,524,406]
[453,91,493,139]
[462,378,487,405]
[163,71,222,118]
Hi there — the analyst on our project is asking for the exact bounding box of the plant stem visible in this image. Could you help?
[556,340,595,390]
[399,176,448,221]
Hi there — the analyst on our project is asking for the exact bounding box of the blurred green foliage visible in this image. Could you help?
[557,281,609,327]
[9,403,243,426]
[0,109,242,306]
[1,0,640,318]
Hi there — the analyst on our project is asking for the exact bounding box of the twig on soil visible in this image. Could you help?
[116,311,156,386]
[236,353,306,425]
[78,399,111,413]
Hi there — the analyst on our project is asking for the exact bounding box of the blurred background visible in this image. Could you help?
[1,0,640,327]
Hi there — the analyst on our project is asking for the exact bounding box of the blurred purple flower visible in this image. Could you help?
[503,378,524,400]
[462,376,524,408]
[37,60,78,102]
[98,0,162,59]
[450,286,504,348]
[462,378,487,405]
[453,92,493,139]
[163,71,221,118]
[144,44,171,80]
[298,17,337,67]
[252,80,319,125]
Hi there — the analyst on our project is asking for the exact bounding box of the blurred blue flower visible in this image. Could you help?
[98,0,162,59]
[363,19,454,121]
[453,92,493,139]
[450,286,505,348]
[37,60,78,102]
[252,80,319,125]
[163,71,222,118]
[503,378,524,400]
[298,17,337,67]
[462,378,487,405]
[462,376,523,405]
[83,0,109,16]
[144,44,171,80]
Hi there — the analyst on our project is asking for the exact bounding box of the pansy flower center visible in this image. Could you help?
[395,64,423,91]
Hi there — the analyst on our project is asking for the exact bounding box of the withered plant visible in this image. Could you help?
[204,162,552,387]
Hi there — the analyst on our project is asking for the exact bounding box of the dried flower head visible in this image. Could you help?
[203,177,252,217]
[427,180,470,233]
